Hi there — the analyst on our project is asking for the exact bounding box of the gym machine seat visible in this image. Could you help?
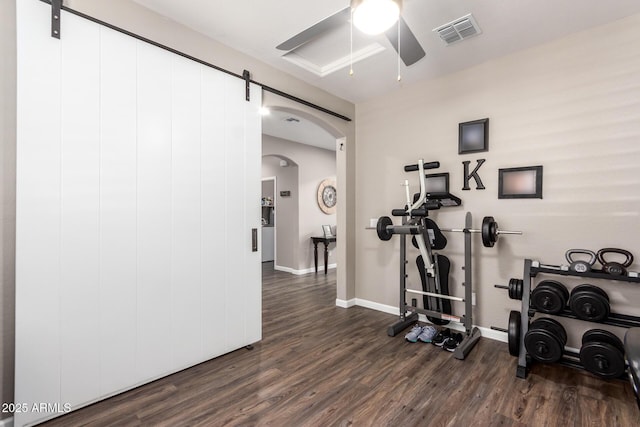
[624,328,640,409]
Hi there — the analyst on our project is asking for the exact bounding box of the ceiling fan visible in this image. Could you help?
[276,0,426,67]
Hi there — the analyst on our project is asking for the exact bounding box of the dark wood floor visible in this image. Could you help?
[40,262,638,426]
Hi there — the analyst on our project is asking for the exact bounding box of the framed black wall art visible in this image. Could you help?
[498,166,543,199]
[458,118,489,154]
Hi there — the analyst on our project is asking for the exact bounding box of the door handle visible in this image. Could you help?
[252,228,258,252]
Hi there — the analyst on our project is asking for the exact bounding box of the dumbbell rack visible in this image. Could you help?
[516,258,640,379]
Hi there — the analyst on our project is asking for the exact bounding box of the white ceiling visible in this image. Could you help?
[132,0,640,149]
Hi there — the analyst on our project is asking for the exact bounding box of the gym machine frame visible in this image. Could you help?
[380,159,477,359]
[515,258,640,379]
[379,160,522,359]
[388,211,482,360]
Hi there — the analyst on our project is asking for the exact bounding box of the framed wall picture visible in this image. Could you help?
[498,166,543,199]
[322,225,333,238]
[459,118,489,154]
[425,173,449,195]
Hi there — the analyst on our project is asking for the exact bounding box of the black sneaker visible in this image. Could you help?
[443,333,463,352]
[431,329,450,346]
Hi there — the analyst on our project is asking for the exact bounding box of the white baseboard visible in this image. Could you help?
[351,297,508,344]
[274,265,298,274]
[274,263,337,275]
[0,417,13,427]
[354,298,399,315]
[335,298,355,308]
[477,326,507,343]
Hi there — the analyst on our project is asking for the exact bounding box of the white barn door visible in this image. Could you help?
[15,2,261,426]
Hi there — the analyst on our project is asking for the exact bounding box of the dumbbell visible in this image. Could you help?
[494,278,523,300]
[580,329,626,379]
[530,280,569,314]
[569,284,610,322]
[524,318,567,363]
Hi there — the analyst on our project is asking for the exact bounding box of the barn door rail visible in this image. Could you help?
[39,0,351,122]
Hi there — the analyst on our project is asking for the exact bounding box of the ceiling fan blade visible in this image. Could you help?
[276,7,351,51]
[385,16,426,66]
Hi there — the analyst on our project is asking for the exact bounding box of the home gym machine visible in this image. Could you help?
[376,159,522,360]
[376,159,475,357]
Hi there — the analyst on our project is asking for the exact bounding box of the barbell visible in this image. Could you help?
[376,215,522,248]
[440,216,522,248]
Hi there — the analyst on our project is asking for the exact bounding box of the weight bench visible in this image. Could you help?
[625,328,640,409]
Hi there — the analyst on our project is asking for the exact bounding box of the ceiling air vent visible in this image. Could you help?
[433,14,482,46]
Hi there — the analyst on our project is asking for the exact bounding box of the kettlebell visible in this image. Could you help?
[565,249,596,273]
[596,248,634,276]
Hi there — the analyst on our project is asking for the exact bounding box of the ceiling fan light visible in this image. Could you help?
[351,0,401,35]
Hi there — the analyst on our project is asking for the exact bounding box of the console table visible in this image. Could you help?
[310,236,336,274]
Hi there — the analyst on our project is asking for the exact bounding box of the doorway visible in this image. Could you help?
[261,177,276,265]
[261,105,346,298]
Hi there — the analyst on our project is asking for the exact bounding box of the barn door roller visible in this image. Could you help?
[243,70,251,102]
[51,0,62,38]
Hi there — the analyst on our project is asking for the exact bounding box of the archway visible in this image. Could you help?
[261,106,343,275]
[260,98,353,306]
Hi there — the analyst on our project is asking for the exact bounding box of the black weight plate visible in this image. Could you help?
[516,279,523,301]
[571,284,609,301]
[524,329,564,363]
[531,283,566,314]
[569,291,610,322]
[508,278,523,300]
[530,317,568,345]
[376,216,393,241]
[531,286,562,314]
[580,342,626,379]
[508,310,521,357]
[539,280,569,302]
[481,216,495,248]
[508,278,517,299]
[582,329,625,353]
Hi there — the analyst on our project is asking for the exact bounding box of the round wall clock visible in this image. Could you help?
[317,178,337,214]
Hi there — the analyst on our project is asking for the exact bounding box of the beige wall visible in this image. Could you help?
[355,14,640,347]
[262,155,299,270]
[263,135,337,272]
[0,0,16,419]
[3,0,355,414]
